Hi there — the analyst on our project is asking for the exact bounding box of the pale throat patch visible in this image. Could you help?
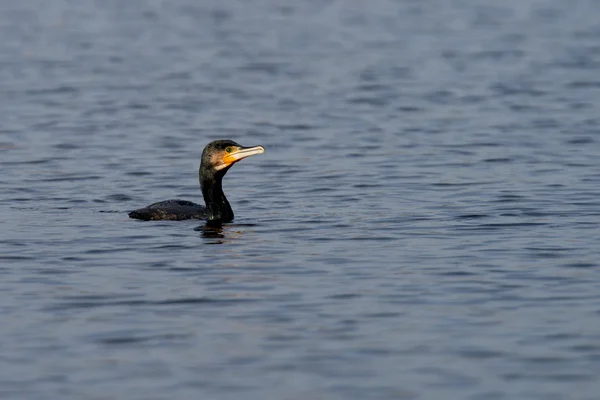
[212,152,229,171]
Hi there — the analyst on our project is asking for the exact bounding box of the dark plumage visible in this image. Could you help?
[128,200,206,221]
[129,140,265,223]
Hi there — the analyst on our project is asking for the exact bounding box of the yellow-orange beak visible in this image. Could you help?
[220,145,265,169]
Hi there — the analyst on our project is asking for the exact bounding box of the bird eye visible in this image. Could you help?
[225,147,232,153]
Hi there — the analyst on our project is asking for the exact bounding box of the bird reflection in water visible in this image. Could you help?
[194,223,257,244]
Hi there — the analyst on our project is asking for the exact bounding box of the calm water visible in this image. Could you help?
[2,0,600,399]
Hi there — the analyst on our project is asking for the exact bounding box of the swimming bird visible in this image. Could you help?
[129,140,264,223]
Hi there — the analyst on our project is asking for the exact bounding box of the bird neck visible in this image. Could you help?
[200,170,234,223]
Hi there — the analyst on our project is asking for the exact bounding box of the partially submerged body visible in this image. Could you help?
[128,200,207,221]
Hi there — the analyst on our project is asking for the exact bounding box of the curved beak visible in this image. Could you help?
[222,145,265,167]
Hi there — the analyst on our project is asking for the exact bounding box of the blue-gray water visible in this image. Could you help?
[1,0,600,399]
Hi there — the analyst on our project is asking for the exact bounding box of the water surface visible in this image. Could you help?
[1,0,600,399]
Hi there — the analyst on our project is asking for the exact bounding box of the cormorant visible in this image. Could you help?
[129,140,264,223]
